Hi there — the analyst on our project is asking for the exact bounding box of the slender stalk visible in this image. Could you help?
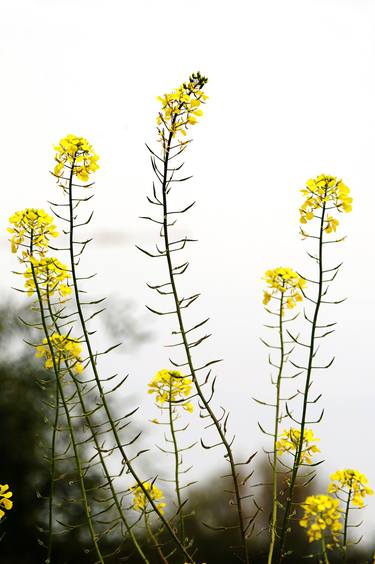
[277,197,327,562]
[321,536,330,564]
[160,127,249,563]
[65,159,194,563]
[46,296,149,564]
[168,381,185,544]
[268,294,285,564]
[46,375,60,564]
[30,246,104,564]
[342,485,352,562]
[144,512,169,564]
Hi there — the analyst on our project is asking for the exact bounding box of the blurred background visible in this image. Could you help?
[1,0,375,561]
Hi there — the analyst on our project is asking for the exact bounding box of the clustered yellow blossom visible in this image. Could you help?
[36,333,84,374]
[276,428,320,464]
[157,71,208,143]
[53,134,99,183]
[131,482,166,514]
[0,485,13,520]
[23,257,71,300]
[148,369,193,412]
[300,174,352,229]
[262,267,306,310]
[8,209,58,257]
[328,469,373,508]
[299,494,342,543]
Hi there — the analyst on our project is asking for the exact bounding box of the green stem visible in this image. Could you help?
[46,296,149,564]
[30,250,104,564]
[46,373,59,564]
[144,512,169,564]
[321,535,330,564]
[277,198,327,562]
[343,485,352,561]
[66,157,194,563]
[160,127,249,563]
[268,294,285,564]
[168,382,185,544]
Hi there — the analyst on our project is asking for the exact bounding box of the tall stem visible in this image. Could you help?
[160,128,249,563]
[268,294,285,564]
[30,248,104,564]
[46,374,59,564]
[277,198,327,562]
[168,381,185,544]
[343,485,352,562]
[65,159,193,563]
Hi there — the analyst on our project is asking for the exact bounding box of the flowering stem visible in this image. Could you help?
[66,160,194,563]
[144,512,169,564]
[160,127,250,564]
[343,485,352,561]
[321,536,330,564]
[277,196,327,562]
[46,377,59,564]
[45,295,150,564]
[29,243,104,564]
[268,294,285,564]
[168,382,185,544]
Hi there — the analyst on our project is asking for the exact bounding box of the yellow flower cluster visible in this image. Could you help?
[36,333,84,374]
[157,71,208,142]
[328,469,373,508]
[276,428,320,464]
[131,482,166,514]
[299,494,342,543]
[300,174,352,228]
[23,257,71,300]
[263,267,306,310]
[148,369,193,412]
[53,134,99,183]
[0,485,13,520]
[8,208,58,257]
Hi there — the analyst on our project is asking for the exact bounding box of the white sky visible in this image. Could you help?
[1,0,375,543]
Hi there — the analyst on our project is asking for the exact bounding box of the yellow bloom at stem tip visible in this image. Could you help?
[0,485,13,520]
[262,267,306,311]
[36,333,84,374]
[148,369,193,412]
[8,208,58,257]
[299,494,342,544]
[131,482,166,514]
[276,428,320,465]
[23,256,71,301]
[157,71,208,144]
[328,469,373,508]
[299,174,352,229]
[53,134,99,183]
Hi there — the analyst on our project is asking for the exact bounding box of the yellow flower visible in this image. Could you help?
[157,72,208,144]
[53,134,99,183]
[23,257,71,301]
[299,494,342,543]
[36,333,84,374]
[328,469,373,508]
[276,428,320,464]
[148,369,193,412]
[131,482,166,514]
[299,174,352,227]
[0,485,13,520]
[262,267,306,311]
[8,208,58,257]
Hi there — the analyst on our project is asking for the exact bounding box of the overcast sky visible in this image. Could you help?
[1,0,375,541]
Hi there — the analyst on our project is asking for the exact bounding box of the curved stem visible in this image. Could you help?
[46,375,60,564]
[160,128,249,563]
[343,485,352,562]
[277,198,327,562]
[268,294,285,564]
[144,512,169,564]
[30,251,104,563]
[65,159,193,563]
[46,296,149,564]
[168,383,185,544]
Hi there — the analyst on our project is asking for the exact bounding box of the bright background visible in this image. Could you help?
[1,0,374,541]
